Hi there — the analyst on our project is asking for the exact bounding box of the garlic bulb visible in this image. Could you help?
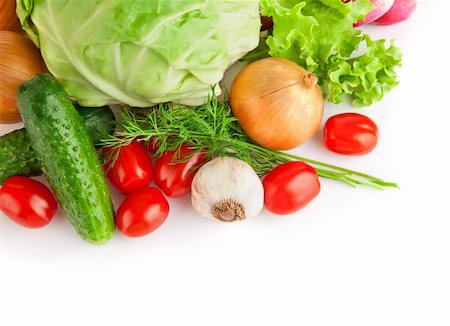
[191,156,264,222]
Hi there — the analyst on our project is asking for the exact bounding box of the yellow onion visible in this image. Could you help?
[230,57,324,150]
[0,31,47,123]
[0,0,21,31]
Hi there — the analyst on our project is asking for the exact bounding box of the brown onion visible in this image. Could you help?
[0,0,21,31]
[0,31,47,123]
[230,57,323,150]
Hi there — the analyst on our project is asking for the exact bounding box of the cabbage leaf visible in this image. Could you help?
[17,0,260,107]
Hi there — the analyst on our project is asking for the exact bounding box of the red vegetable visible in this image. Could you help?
[0,176,57,228]
[263,162,320,215]
[154,144,207,197]
[353,0,395,27]
[324,113,378,155]
[103,140,153,194]
[116,186,169,237]
[145,137,160,155]
[374,0,416,25]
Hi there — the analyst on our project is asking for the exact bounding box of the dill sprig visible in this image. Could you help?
[101,96,398,190]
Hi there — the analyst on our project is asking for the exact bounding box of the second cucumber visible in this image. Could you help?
[0,104,116,184]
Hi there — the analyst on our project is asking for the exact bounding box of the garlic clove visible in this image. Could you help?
[191,156,264,222]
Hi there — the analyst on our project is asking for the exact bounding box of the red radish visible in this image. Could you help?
[374,0,416,25]
[354,0,395,27]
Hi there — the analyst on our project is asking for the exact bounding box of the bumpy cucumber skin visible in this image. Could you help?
[0,106,115,184]
[17,74,115,244]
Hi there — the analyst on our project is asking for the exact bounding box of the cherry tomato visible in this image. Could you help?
[103,139,153,194]
[263,162,320,215]
[144,136,175,156]
[116,186,169,237]
[145,137,160,155]
[154,144,207,197]
[0,176,58,228]
[324,113,378,155]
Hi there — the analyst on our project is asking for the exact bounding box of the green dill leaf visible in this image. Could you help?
[100,93,397,190]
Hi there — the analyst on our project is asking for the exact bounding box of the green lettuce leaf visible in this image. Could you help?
[256,0,402,107]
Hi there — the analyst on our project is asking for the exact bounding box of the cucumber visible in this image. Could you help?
[0,128,41,184]
[0,105,116,184]
[17,74,115,244]
[76,104,116,146]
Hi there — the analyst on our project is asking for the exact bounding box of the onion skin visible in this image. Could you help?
[0,0,21,31]
[0,31,47,123]
[230,57,323,150]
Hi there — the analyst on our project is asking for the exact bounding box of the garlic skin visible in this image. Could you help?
[191,156,264,222]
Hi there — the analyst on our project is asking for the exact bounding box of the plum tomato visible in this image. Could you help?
[263,162,320,215]
[145,138,159,155]
[103,139,153,194]
[324,113,378,155]
[0,176,58,228]
[154,144,207,197]
[116,186,169,237]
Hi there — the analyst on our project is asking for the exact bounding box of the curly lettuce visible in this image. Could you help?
[255,0,402,107]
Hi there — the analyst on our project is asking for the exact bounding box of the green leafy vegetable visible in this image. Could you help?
[16,0,260,107]
[246,0,402,107]
[102,95,397,190]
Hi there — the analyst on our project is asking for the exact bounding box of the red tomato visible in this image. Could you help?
[154,144,207,197]
[263,162,320,215]
[144,136,172,156]
[324,113,378,155]
[116,186,169,237]
[103,139,153,194]
[145,137,160,155]
[0,176,58,228]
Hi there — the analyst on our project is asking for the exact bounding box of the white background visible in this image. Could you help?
[1,1,449,326]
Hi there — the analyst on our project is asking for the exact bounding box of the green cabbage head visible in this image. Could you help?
[17,0,260,107]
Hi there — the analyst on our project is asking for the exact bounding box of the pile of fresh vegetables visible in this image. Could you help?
[0,0,416,244]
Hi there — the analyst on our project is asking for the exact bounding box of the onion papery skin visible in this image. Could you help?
[0,0,21,32]
[0,31,47,123]
[230,57,323,150]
